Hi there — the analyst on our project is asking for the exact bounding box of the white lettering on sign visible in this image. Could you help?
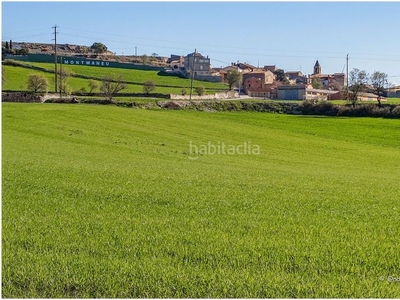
[62,58,110,67]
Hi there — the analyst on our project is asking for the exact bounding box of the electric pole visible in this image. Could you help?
[59,56,62,98]
[189,48,196,101]
[346,53,349,99]
[52,25,58,93]
[346,53,349,87]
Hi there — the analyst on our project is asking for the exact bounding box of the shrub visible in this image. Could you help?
[2,59,24,67]
[143,80,156,94]
[195,85,205,96]
[301,100,337,116]
[391,106,400,118]
[370,106,391,118]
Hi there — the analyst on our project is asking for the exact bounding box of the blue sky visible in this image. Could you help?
[2,1,400,84]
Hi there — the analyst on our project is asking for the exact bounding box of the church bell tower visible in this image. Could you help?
[313,60,321,75]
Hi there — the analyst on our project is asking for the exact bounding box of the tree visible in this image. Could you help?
[195,85,205,96]
[27,74,48,93]
[90,42,107,54]
[100,74,127,101]
[88,79,99,94]
[226,69,242,90]
[311,77,322,89]
[5,41,9,50]
[273,69,289,84]
[78,46,89,54]
[58,68,71,95]
[141,54,149,65]
[370,71,388,107]
[143,80,156,94]
[347,68,368,107]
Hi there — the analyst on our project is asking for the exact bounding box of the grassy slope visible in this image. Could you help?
[2,103,400,297]
[2,64,183,94]
[2,62,228,94]
[28,62,228,89]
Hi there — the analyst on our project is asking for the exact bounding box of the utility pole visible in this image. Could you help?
[346,53,349,99]
[59,56,62,98]
[346,54,349,87]
[189,48,196,101]
[52,25,58,93]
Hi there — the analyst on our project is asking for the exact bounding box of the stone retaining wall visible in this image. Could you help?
[2,92,79,103]
[2,92,43,103]
[170,90,239,100]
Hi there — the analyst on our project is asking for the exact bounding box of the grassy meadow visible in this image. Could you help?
[2,61,228,95]
[2,103,400,297]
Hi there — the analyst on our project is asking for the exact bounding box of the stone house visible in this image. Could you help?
[286,71,308,85]
[264,65,278,72]
[167,54,184,71]
[218,62,255,82]
[184,51,211,77]
[243,70,277,98]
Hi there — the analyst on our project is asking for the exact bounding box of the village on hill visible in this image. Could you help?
[2,40,400,101]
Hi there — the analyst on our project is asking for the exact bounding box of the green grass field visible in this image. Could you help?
[2,62,228,95]
[2,103,400,297]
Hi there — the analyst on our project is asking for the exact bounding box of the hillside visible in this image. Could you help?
[2,41,111,56]
[1,41,167,66]
[2,60,228,95]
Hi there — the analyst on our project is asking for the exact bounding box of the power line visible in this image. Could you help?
[2,31,51,40]
[58,26,400,60]
[47,26,400,68]
[2,27,50,35]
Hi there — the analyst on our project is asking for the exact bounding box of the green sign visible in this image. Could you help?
[62,58,110,67]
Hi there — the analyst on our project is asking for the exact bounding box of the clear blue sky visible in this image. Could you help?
[2,1,400,84]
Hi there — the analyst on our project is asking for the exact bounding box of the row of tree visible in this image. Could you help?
[23,73,207,99]
[347,69,389,107]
